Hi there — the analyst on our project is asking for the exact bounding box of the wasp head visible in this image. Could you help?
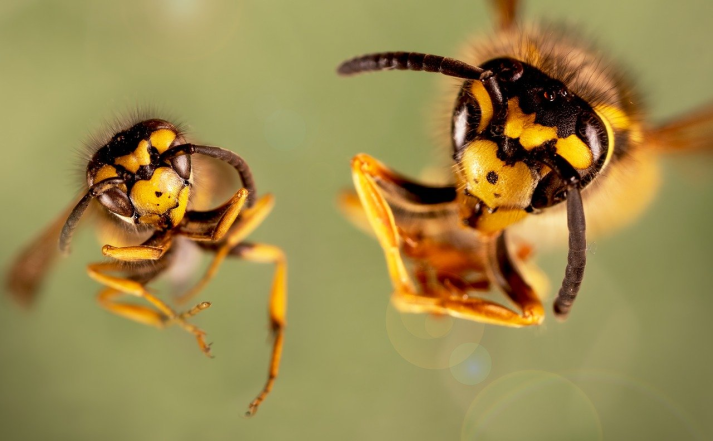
[86,119,192,229]
[451,58,610,232]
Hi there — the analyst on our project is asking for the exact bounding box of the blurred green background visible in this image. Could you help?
[1,0,712,439]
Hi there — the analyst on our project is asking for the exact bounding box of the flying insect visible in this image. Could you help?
[338,0,713,326]
[6,117,286,416]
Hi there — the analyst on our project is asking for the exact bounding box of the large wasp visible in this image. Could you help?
[6,118,286,416]
[338,0,713,326]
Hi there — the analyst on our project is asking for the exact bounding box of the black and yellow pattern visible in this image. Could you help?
[450,58,611,233]
[85,120,190,228]
[335,0,703,325]
[7,117,287,416]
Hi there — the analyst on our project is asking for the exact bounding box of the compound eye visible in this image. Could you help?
[576,112,608,164]
[98,187,134,217]
[170,154,191,180]
[452,82,481,157]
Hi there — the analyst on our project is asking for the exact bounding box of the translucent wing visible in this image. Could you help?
[647,103,713,153]
[5,200,79,306]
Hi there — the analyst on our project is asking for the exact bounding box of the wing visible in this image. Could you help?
[5,200,79,306]
[646,103,713,153]
[490,0,520,30]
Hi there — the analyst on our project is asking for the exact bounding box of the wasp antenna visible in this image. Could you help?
[529,152,587,318]
[480,71,508,137]
[161,144,257,207]
[59,178,125,255]
[337,52,484,80]
[554,185,586,318]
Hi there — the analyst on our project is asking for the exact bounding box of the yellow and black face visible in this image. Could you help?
[86,119,191,228]
[452,58,611,233]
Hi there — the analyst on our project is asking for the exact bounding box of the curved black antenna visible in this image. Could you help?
[480,71,507,139]
[161,144,257,207]
[59,177,125,255]
[337,52,485,80]
[531,152,587,319]
[554,186,586,318]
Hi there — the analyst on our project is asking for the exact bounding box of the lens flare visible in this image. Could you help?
[385,302,485,370]
[449,343,492,386]
[461,370,603,440]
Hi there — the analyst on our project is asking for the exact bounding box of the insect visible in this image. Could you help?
[6,117,287,416]
[337,0,713,326]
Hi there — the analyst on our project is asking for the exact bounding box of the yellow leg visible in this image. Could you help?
[210,188,249,241]
[337,189,376,237]
[351,154,415,294]
[351,153,543,327]
[88,262,213,356]
[232,243,287,417]
[174,194,275,305]
[392,289,539,327]
[179,188,249,242]
[98,287,168,327]
[101,230,174,262]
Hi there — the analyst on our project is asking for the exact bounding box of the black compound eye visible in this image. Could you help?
[451,82,481,158]
[98,187,134,217]
[576,111,608,164]
[170,154,191,180]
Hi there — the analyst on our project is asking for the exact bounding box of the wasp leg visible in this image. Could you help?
[216,242,288,417]
[488,232,545,324]
[399,242,540,327]
[101,230,174,261]
[351,154,416,294]
[179,195,284,415]
[337,190,376,237]
[179,188,249,242]
[351,153,542,327]
[490,0,519,30]
[438,274,491,294]
[87,262,213,357]
[392,290,541,326]
[174,194,275,305]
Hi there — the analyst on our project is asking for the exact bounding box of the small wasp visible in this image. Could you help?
[337,0,713,326]
[6,117,286,416]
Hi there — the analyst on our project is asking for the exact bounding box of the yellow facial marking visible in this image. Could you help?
[470,81,493,132]
[460,139,536,210]
[115,139,151,173]
[150,129,177,154]
[504,98,558,149]
[475,208,529,234]
[138,214,162,225]
[555,135,593,169]
[503,98,593,169]
[130,167,186,217]
[169,186,190,226]
[93,165,118,184]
